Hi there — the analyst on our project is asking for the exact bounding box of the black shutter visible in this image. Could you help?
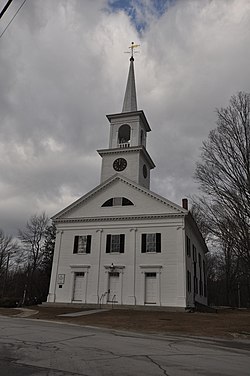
[73,236,79,254]
[156,233,161,253]
[106,234,111,253]
[120,234,125,253]
[86,235,91,254]
[141,234,146,253]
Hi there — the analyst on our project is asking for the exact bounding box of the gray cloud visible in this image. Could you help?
[0,0,250,234]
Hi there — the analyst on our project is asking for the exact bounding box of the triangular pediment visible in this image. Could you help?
[53,175,187,221]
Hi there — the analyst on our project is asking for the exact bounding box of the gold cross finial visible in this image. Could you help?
[128,41,140,59]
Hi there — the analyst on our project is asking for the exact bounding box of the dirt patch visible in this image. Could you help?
[0,308,19,316]
[1,306,250,339]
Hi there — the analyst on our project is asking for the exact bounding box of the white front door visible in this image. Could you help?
[108,272,119,302]
[145,273,157,304]
[73,272,85,301]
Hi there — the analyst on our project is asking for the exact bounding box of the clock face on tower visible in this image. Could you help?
[113,158,127,171]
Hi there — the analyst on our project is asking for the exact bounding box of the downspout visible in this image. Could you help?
[181,222,187,308]
[182,199,189,308]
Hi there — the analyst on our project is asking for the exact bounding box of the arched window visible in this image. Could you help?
[102,197,134,207]
[118,124,131,147]
[101,198,113,207]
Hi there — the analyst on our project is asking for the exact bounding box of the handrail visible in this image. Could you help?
[99,291,108,308]
[111,294,116,309]
[118,142,130,148]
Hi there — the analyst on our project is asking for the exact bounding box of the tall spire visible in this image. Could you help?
[122,42,139,113]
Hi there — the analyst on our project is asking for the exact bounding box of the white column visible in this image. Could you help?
[96,229,103,304]
[47,230,63,303]
[130,227,137,305]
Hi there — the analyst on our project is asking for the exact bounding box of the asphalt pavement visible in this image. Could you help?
[0,315,249,375]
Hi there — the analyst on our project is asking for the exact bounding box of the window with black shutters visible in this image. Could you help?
[73,235,91,254]
[106,234,125,253]
[141,233,161,253]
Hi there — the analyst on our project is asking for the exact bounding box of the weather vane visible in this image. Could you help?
[125,41,140,59]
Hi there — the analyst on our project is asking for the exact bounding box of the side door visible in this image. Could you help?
[145,272,157,304]
[73,272,86,301]
[108,272,119,303]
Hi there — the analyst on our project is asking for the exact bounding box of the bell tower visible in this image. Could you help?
[97,43,155,189]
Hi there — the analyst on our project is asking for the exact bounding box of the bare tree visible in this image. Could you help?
[41,222,56,277]
[196,92,250,216]
[0,229,19,298]
[194,92,250,306]
[18,213,50,302]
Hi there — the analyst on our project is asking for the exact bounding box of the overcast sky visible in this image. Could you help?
[0,0,250,234]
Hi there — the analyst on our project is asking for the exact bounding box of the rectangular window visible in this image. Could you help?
[203,260,207,297]
[141,233,161,253]
[106,234,125,253]
[193,276,198,294]
[203,260,206,279]
[199,280,203,296]
[204,282,207,298]
[192,245,197,262]
[73,235,91,254]
[187,270,192,293]
[186,236,191,257]
[145,272,157,277]
[109,272,119,277]
[199,255,203,296]
[111,234,121,253]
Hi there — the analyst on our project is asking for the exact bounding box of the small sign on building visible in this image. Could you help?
[57,274,65,284]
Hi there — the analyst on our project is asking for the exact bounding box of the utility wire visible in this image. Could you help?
[0,0,27,40]
[0,0,14,19]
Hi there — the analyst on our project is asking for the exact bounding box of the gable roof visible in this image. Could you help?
[52,174,187,221]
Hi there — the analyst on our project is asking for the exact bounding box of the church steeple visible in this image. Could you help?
[122,42,139,113]
[97,42,155,189]
[122,56,137,112]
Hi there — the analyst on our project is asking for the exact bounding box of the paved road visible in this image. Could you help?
[0,315,249,376]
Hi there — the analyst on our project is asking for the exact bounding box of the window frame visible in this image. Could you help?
[141,233,161,253]
[192,244,197,262]
[118,124,131,145]
[186,235,191,257]
[102,197,134,207]
[106,234,125,253]
[73,235,91,254]
[187,270,192,293]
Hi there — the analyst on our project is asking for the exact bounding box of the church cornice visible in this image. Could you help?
[97,146,155,168]
[53,212,185,224]
[106,110,151,132]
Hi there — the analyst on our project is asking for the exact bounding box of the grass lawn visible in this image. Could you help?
[1,306,250,339]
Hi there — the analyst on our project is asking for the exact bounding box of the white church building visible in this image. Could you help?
[47,46,208,309]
